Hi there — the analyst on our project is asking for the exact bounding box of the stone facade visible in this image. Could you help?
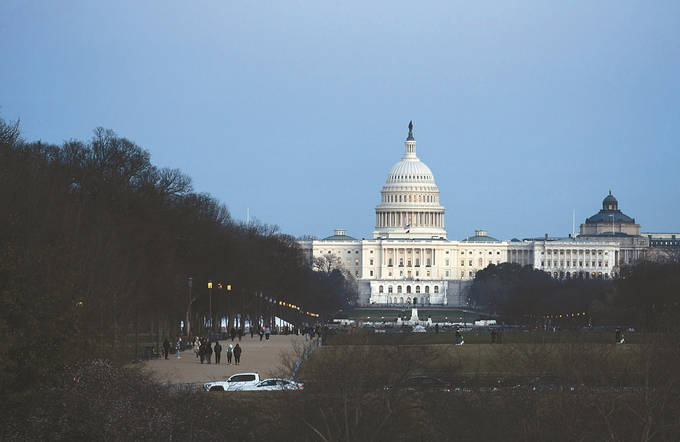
[299,124,667,307]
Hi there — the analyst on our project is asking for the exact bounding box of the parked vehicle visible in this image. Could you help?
[204,372,260,391]
[239,378,304,391]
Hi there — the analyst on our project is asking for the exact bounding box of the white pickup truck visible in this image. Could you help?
[204,372,260,391]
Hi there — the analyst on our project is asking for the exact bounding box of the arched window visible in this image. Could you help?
[415,286,421,293]
[388,286,393,294]
[425,286,430,293]
[399,297,404,304]
[406,285,411,294]
[397,286,402,293]
[434,286,439,294]
[378,285,384,293]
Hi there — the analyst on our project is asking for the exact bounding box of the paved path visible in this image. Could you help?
[142,335,308,384]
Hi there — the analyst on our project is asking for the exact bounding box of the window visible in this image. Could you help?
[388,259,393,267]
[379,285,384,293]
[426,271,431,277]
[397,286,402,293]
[445,271,449,277]
[461,260,465,266]
[415,286,421,293]
[388,286,393,293]
[445,259,449,266]
[369,259,373,265]
[469,260,472,266]
[434,286,439,294]
[370,270,374,276]
[399,258,404,267]
[425,286,430,293]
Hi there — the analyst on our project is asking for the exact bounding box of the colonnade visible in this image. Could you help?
[376,211,444,228]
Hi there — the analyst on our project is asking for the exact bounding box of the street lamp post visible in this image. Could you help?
[226,284,232,331]
[187,276,193,337]
[208,280,213,332]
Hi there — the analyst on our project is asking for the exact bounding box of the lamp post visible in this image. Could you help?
[226,284,232,331]
[187,276,193,337]
[208,280,213,331]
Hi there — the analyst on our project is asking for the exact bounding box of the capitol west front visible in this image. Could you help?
[299,123,654,307]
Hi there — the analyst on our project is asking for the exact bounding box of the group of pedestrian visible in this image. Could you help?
[185,336,244,365]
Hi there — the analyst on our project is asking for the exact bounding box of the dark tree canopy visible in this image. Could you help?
[0,117,350,395]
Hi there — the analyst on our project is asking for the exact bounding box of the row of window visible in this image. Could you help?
[378,285,440,294]
[461,259,501,267]
[543,249,608,255]
[542,260,608,268]
[383,193,438,203]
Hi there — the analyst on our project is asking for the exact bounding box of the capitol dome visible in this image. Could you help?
[373,122,446,239]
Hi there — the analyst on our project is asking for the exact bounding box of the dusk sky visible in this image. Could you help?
[2,1,679,240]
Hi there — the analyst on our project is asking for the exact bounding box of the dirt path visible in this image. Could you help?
[142,335,307,384]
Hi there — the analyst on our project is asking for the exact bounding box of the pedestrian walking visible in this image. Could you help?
[226,344,233,364]
[250,326,254,339]
[455,329,464,345]
[213,341,222,364]
[233,343,242,365]
[206,340,213,364]
[238,328,243,341]
[265,326,270,340]
[230,327,236,341]
[162,338,170,359]
[175,337,182,359]
[259,328,264,341]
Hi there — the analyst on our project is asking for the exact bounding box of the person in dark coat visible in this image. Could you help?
[259,327,264,341]
[230,327,236,341]
[233,343,242,365]
[199,340,206,364]
[162,338,170,359]
[250,326,254,339]
[213,341,222,364]
[206,340,213,364]
[238,328,243,341]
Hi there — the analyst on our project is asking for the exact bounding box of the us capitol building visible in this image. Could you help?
[299,123,677,307]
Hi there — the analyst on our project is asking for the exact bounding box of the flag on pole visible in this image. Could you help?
[404,217,411,233]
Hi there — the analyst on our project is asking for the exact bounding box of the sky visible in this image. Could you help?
[2,1,679,240]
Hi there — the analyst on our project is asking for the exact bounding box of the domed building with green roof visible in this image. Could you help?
[579,190,649,265]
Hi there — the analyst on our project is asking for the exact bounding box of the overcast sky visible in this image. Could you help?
[2,1,679,240]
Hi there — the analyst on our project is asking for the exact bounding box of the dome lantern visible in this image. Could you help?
[603,189,618,210]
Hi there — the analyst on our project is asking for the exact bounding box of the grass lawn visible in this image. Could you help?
[301,341,644,384]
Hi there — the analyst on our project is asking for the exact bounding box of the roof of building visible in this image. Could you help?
[585,190,636,224]
[462,234,500,242]
[320,233,358,241]
[578,232,638,238]
[585,211,635,224]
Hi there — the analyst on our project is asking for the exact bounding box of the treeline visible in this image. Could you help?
[470,262,680,330]
[0,118,349,393]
